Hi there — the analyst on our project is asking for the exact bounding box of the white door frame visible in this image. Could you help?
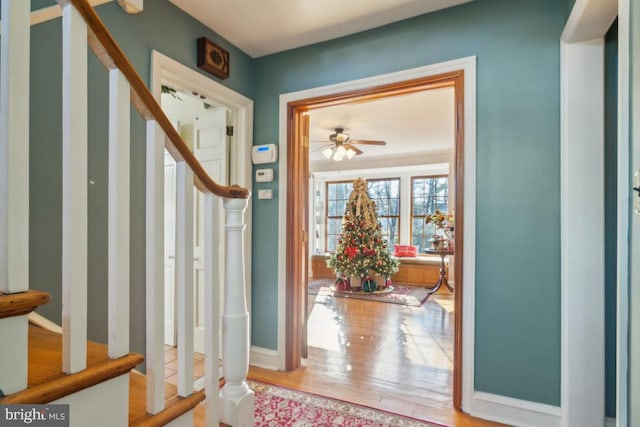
[560,0,625,426]
[150,50,254,347]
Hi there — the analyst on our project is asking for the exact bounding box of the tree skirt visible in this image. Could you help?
[249,380,446,427]
[308,278,430,307]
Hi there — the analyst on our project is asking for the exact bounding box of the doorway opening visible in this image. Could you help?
[161,87,230,387]
[285,70,466,408]
[150,50,254,391]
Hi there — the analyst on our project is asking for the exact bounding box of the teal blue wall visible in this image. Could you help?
[28,1,255,363]
[604,20,618,420]
[253,0,564,405]
[22,0,617,410]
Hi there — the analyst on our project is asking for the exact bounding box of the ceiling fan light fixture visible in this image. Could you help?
[322,147,334,159]
[335,144,347,158]
[345,147,357,159]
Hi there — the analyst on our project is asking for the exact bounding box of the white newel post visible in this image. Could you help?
[220,197,254,427]
[0,0,30,395]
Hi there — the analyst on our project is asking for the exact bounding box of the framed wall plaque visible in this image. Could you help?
[197,37,229,79]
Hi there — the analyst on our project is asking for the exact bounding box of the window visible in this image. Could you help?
[366,178,400,248]
[411,176,449,250]
[325,178,400,252]
[325,181,352,252]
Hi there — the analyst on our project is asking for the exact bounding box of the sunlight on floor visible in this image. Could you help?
[434,295,454,313]
[307,291,455,372]
[307,301,347,352]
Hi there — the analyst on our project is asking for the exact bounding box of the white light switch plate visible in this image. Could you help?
[258,189,273,199]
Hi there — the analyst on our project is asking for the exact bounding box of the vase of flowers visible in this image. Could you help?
[425,209,454,249]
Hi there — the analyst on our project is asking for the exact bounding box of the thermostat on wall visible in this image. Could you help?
[252,144,278,164]
[256,168,274,182]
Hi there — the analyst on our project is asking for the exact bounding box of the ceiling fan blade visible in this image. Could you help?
[311,144,333,153]
[350,139,386,146]
[345,144,363,155]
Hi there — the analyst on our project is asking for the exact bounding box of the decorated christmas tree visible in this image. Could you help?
[327,178,399,291]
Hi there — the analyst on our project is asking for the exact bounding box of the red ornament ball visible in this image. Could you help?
[333,277,350,291]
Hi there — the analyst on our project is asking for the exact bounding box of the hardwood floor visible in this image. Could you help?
[167,286,505,426]
[248,287,505,427]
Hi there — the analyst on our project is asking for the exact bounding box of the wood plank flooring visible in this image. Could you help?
[247,288,505,427]
[168,286,505,426]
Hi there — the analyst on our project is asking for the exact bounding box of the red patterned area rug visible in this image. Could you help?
[249,380,446,427]
[308,277,430,307]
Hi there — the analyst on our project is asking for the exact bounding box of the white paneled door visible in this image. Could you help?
[193,108,229,354]
[164,108,229,357]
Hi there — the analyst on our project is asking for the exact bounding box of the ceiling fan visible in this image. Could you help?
[313,127,386,161]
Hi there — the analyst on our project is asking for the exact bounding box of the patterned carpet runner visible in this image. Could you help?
[249,380,446,427]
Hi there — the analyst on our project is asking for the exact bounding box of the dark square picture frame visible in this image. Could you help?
[197,37,229,79]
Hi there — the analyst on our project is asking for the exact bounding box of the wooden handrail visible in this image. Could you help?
[60,0,249,199]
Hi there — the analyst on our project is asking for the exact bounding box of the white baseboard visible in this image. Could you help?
[604,417,616,427]
[249,346,279,370]
[471,391,561,427]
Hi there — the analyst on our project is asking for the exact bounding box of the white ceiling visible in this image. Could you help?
[165,0,462,173]
[168,0,471,58]
[308,87,455,171]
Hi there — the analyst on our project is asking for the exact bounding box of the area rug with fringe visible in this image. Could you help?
[249,380,446,427]
[308,277,430,307]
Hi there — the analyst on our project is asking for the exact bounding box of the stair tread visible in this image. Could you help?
[129,371,206,426]
[0,290,50,319]
[0,325,143,404]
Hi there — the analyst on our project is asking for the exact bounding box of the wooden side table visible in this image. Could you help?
[423,248,454,294]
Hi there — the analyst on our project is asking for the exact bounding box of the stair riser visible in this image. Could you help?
[0,316,28,395]
[51,374,128,427]
[163,411,194,427]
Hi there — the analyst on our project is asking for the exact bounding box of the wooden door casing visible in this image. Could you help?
[285,71,465,409]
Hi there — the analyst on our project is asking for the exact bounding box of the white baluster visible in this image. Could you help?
[145,121,165,413]
[0,0,30,295]
[108,69,130,359]
[175,162,194,397]
[220,197,254,427]
[61,2,88,374]
[0,0,30,396]
[204,193,220,427]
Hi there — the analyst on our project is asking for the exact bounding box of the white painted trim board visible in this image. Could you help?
[560,0,626,426]
[560,37,606,427]
[471,392,561,427]
[615,1,630,425]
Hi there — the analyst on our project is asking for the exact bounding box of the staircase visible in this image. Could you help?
[0,0,253,425]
